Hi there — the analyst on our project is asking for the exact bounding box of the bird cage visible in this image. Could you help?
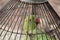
[0,0,60,40]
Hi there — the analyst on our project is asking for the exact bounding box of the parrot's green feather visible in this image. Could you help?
[23,15,55,40]
[27,29,55,40]
[24,29,55,40]
[23,15,36,34]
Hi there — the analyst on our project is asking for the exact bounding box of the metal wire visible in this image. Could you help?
[44,3,60,40]
[0,0,60,40]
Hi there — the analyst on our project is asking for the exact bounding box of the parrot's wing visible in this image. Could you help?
[23,15,36,34]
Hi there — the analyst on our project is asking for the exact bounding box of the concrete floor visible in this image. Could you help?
[48,0,60,17]
[0,0,10,10]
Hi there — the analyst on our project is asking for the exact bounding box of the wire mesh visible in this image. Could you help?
[0,0,60,40]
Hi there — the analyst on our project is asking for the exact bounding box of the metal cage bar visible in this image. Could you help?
[0,0,60,40]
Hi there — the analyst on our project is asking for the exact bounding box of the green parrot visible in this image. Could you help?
[23,15,55,40]
[23,15,36,34]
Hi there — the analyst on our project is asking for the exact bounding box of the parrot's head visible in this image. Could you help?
[29,15,40,25]
[34,17,40,25]
[25,15,40,25]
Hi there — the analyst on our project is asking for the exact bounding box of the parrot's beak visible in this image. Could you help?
[34,17,40,25]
